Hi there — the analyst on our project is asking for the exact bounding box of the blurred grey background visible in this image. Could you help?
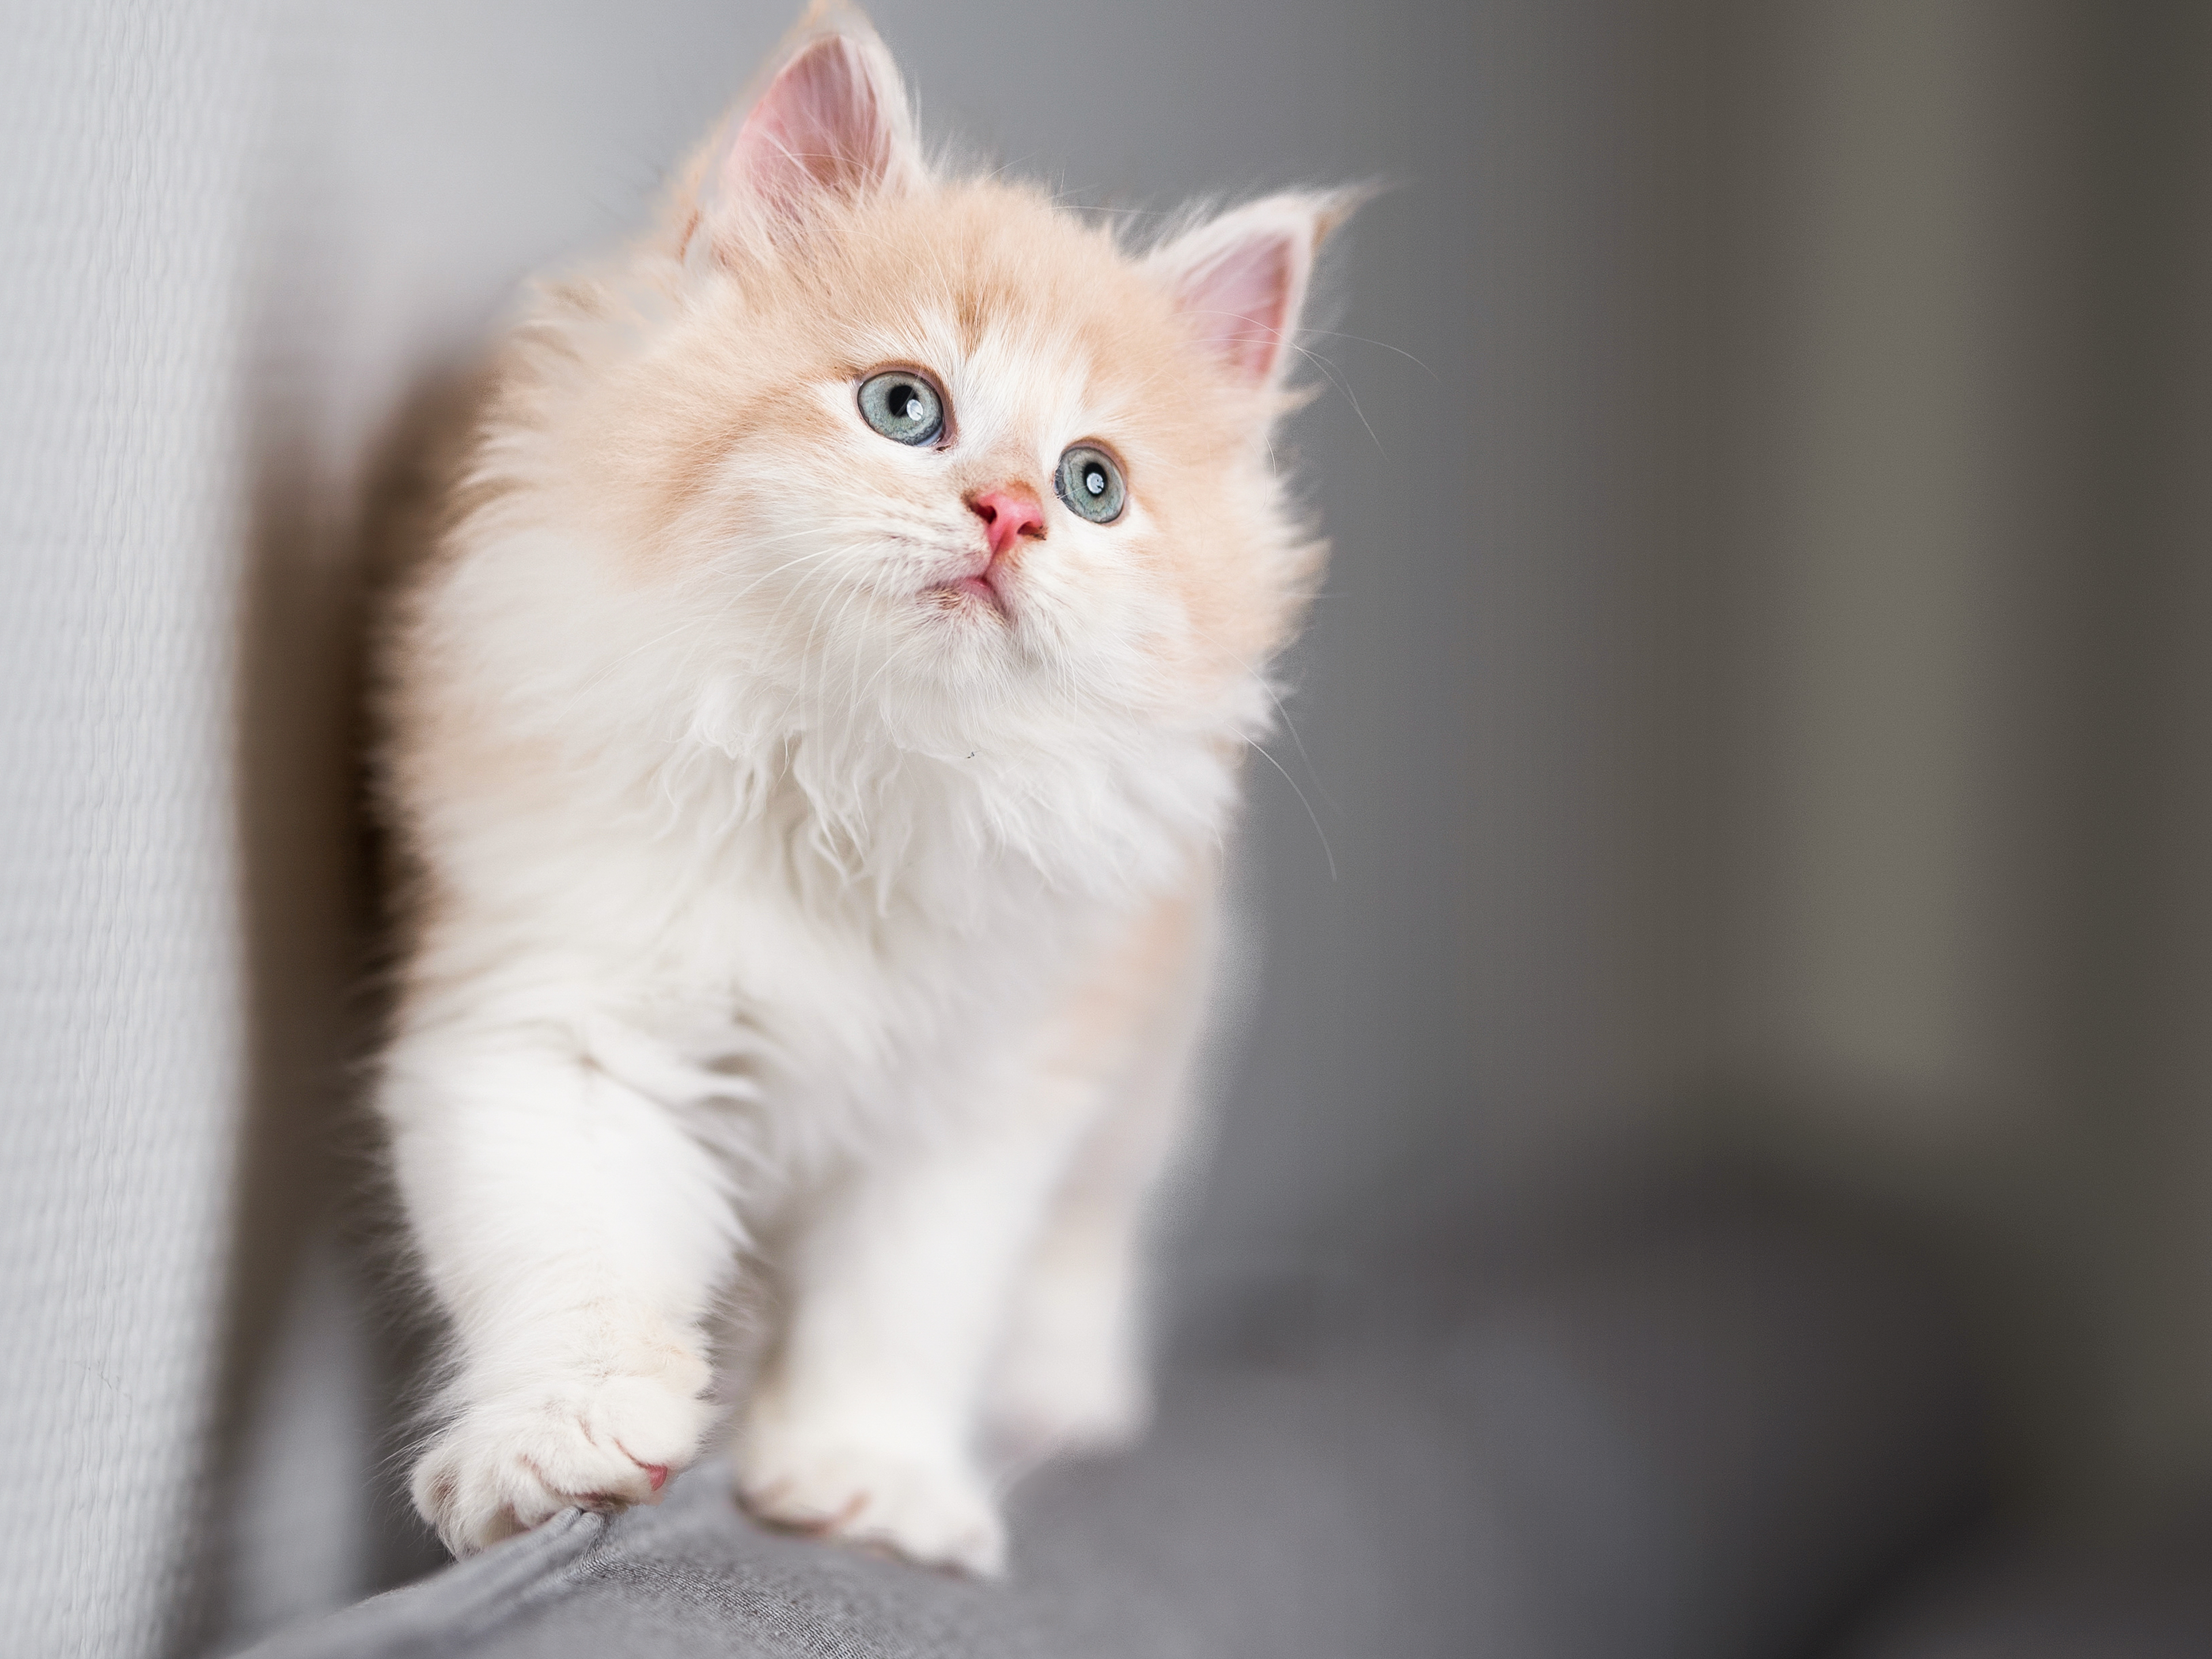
[3,2,2210,1655]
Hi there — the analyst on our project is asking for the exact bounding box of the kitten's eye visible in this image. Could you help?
[1055,444,1127,525]
[857,370,945,445]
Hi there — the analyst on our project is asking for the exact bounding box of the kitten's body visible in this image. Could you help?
[376,7,1343,1573]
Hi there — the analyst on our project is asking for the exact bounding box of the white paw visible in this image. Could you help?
[986,1336,1149,1465]
[414,1349,710,1556]
[736,1410,1006,1575]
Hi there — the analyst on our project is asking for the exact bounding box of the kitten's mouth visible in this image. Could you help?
[927,556,1013,620]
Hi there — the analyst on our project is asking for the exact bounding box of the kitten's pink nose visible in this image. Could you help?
[968,488,1045,560]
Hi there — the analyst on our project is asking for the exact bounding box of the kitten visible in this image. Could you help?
[374,2,1349,1575]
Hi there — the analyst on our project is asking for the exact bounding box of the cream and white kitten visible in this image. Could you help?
[374,3,1346,1575]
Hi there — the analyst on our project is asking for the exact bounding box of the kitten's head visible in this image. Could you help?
[529,5,1350,753]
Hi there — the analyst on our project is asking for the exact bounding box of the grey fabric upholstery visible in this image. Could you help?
[241,1205,1984,1659]
[1844,1518,2212,1659]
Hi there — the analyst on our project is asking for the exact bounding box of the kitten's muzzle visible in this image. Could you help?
[932,486,1044,618]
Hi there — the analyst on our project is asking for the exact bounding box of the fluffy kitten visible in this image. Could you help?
[374,3,1347,1575]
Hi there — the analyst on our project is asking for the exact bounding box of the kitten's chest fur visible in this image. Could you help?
[566,696,1228,1135]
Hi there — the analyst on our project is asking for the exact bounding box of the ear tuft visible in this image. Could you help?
[1146,191,1358,388]
[700,5,922,245]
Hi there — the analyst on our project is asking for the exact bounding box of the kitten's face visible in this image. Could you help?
[550,19,1335,738]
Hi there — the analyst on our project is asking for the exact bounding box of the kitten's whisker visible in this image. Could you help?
[1179,616,1337,816]
[1176,308,1388,460]
[1244,736,1337,882]
[754,543,874,666]
[796,568,853,706]
[828,582,869,710]
[578,614,713,698]
[1296,327,1441,382]
[717,541,854,609]
[606,539,871,708]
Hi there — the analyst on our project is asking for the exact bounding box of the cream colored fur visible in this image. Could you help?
[374,2,1344,1574]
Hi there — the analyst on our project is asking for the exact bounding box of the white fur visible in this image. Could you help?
[385,468,1244,1567]
[376,7,1332,1574]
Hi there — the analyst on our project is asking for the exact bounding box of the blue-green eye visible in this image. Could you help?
[857,370,945,445]
[1055,444,1126,524]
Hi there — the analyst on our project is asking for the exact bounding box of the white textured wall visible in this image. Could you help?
[1,7,257,1654]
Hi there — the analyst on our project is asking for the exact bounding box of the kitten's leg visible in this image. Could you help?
[734,1080,1096,1576]
[982,1067,1190,1464]
[986,888,1217,1463]
[382,1018,737,1555]
[734,883,1214,1574]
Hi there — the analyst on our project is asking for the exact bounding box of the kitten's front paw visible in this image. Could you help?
[736,1410,1005,1575]
[414,1352,710,1556]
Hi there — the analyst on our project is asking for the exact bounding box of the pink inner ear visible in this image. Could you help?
[724,33,904,218]
[1176,235,1298,384]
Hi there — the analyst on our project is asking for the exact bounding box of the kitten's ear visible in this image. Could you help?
[1146,191,1356,389]
[685,5,922,255]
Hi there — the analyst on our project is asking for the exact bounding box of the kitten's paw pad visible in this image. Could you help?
[414,1360,709,1556]
[737,1432,1006,1575]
